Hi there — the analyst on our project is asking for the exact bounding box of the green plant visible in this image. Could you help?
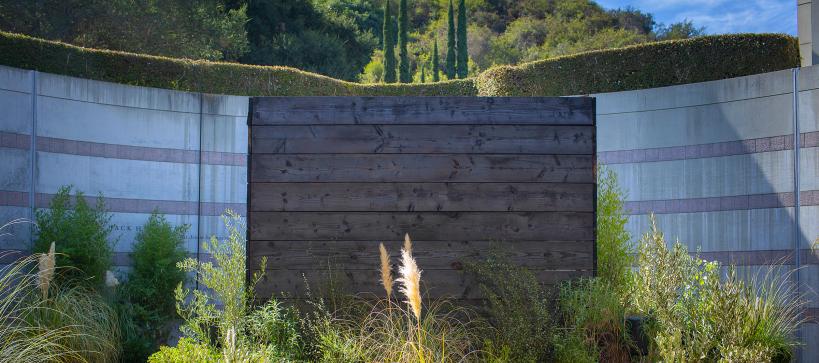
[152,210,306,362]
[476,33,799,96]
[596,165,633,290]
[382,0,397,83]
[397,0,410,83]
[0,246,86,363]
[455,0,468,78]
[119,211,189,362]
[26,283,121,363]
[552,278,632,363]
[34,185,114,287]
[432,37,440,82]
[464,246,552,362]
[631,215,804,362]
[147,338,219,363]
[445,0,456,79]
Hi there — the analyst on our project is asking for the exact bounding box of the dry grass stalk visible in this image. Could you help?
[379,243,393,298]
[398,236,422,321]
[37,242,55,299]
[403,233,413,255]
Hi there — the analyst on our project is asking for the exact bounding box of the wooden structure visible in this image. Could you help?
[247,96,596,299]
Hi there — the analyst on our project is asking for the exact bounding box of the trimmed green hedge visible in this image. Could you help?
[0,31,798,97]
[476,33,799,96]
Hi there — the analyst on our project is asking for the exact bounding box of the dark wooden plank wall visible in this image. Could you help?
[247,96,596,300]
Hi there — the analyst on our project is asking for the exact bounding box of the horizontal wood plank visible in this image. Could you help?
[254,269,592,300]
[250,125,594,154]
[247,240,594,271]
[250,154,594,183]
[249,182,594,212]
[250,97,594,125]
[248,211,594,241]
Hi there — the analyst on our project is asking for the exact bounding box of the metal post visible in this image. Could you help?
[792,67,802,362]
[29,70,37,248]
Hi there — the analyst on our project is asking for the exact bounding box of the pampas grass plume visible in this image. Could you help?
[398,236,422,321]
[38,242,55,299]
[379,242,393,298]
[404,233,413,255]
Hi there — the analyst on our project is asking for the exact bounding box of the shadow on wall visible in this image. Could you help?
[595,67,818,359]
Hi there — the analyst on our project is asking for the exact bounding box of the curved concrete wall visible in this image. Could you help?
[0,64,247,267]
[595,66,819,360]
[0,64,816,359]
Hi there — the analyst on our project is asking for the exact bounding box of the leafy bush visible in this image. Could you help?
[33,185,114,287]
[0,30,797,97]
[552,278,632,363]
[464,247,553,363]
[118,211,189,363]
[476,33,799,96]
[630,215,804,362]
[147,338,219,363]
[151,210,306,362]
[596,165,633,290]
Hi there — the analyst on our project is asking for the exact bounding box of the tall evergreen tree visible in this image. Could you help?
[445,0,456,79]
[382,0,397,83]
[456,0,468,78]
[432,37,440,82]
[420,63,426,83]
[398,0,410,83]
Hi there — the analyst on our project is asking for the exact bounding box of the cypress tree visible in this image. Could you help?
[382,0,396,83]
[432,37,440,82]
[420,63,426,83]
[456,0,468,78]
[445,0,456,79]
[398,0,410,83]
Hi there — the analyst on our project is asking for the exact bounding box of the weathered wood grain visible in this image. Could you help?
[249,182,594,212]
[249,211,594,241]
[250,154,594,183]
[250,125,595,154]
[247,95,597,300]
[247,240,594,271]
[254,269,592,300]
[250,97,595,125]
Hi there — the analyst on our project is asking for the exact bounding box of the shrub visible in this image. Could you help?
[146,338,219,363]
[0,250,85,363]
[26,283,121,363]
[151,210,306,362]
[596,165,633,290]
[476,33,799,96]
[630,215,804,362]
[552,278,632,363]
[33,185,114,287]
[311,235,483,363]
[464,246,552,363]
[119,211,190,363]
[0,30,797,97]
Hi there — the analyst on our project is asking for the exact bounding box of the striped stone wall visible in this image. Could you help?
[0,65,248,268]
[0,63,816,359]
[595,66,818,360]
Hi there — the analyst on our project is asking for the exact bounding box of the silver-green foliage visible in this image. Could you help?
[631,215,804,362]
[596,165,632,290]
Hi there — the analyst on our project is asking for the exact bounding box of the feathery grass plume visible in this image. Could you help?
[38,242,55,299]
[379,243,393,298]
[403,233,413,255]
[398,240,422,321]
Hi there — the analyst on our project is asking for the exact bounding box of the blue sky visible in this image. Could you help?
[595,0,797,35]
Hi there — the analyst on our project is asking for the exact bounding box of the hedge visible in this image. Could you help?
[0,31,799,97]
[476,33,799,96]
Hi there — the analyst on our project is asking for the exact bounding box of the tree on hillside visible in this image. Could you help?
[0,0,248,61]
[456,0,468,78]
[398,0,410,83]
[239,0,376,81]
[383,0,397,83]
[445,0,456,79]
[432,37,440,82]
